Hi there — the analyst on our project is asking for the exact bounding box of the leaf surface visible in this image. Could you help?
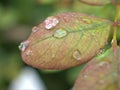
[79,0,111,5]
[73,46,120,90]
[20,12,112,70]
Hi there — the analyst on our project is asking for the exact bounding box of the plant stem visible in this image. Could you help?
[112,1,119,89]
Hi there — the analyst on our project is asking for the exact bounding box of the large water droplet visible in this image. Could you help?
[32,26,39,33]
[54,29,67,38]
[44,16,59,30]
[73,49,81,60]
[18,41,30,52]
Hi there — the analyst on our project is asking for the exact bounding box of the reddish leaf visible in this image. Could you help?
[19,12,112,70]
[73,46,120,90]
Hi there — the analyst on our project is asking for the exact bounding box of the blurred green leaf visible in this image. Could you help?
[0,5,18,30]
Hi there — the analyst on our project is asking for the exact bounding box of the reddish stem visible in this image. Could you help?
[113,22,120,26]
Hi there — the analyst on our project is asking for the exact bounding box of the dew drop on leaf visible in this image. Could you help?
[26,49,33,56]
[32,26,39,33]
[73,49,82,61]
[97,49,105,56]
[83,74,88,78]
[18,41,30,52]
[19,43,26,51]
[53,29,67,38]
[98,61,110,69]
[44,16,59,29]
[111,39,114,45]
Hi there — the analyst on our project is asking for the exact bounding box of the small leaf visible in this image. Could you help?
[20,12,112,70]
[79,0,111,6]
[73,47,120,90]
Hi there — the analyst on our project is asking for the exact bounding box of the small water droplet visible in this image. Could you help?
[97,49,105,56]
[54,29,67,38]
[18,40,30,52]
[19,43,26,51]
[26,50,32,56]
[81,18,92,24]
[44,16,59,29]
[83,74,88,78]
[111,39,114,45]
[32,26,39,32]
[99,61,109,68]
[73,49,81,60]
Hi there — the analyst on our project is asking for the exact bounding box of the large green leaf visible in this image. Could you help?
[79,0,111,6]
[73,46,120,90]
[19,12,112,70]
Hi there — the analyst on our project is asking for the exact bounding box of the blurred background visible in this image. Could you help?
[0,0,120,90]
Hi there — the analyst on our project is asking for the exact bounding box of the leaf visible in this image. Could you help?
[19,12,112,70]
[79,0,111,6]
[73,46,120,90]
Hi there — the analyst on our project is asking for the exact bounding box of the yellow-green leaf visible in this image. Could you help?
[73,46,120,90]
[19,12,112,70]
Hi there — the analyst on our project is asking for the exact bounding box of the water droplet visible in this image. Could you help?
[18,41,30,52]
[19,43,26,51]
[81,18,92,24]
[97,49,105,56]
[32,26,39,32]
[26,50,32,56]
[83,74,88,78]
[54,29,67,38]
[73,49,81,60]
[99,61,109,67]
[111,39,114,45]
[44,16,59,29]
